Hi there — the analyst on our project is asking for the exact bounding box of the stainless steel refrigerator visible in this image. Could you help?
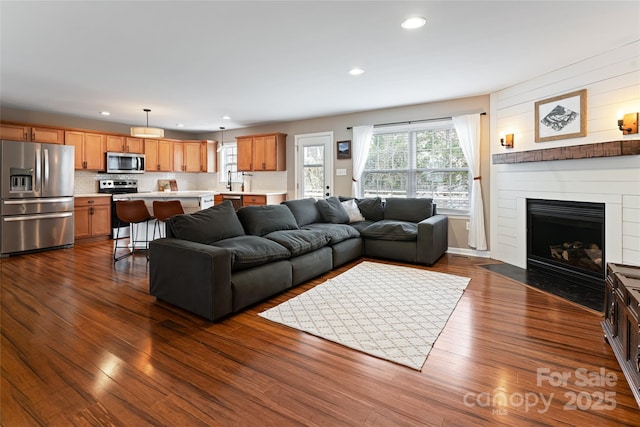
[1,140,75,256]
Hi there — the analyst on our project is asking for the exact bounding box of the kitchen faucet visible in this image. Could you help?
[226,170,232,191]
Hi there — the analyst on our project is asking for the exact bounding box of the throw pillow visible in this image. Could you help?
[166,200,245,244]
[341,199,365,223]
[357,197,384,221]
[316,196,350,224]
[237,204,299,236]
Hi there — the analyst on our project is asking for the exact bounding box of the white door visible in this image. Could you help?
[295,132,333,199]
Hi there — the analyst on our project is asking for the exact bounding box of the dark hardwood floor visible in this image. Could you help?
[1,240,638,426]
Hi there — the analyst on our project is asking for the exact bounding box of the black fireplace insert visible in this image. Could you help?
[527,198,605,291]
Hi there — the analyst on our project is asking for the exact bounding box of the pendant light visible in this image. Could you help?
[217,126,225,152]
[131,108,164,138]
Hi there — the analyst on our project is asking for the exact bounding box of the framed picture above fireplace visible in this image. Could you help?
[535,89,587,142]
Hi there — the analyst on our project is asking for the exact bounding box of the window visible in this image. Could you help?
[361,121,470,212]
[219,142,242,183]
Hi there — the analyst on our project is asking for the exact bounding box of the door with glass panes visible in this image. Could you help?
[295,132,333,199]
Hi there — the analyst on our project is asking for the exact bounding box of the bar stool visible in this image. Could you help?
[113,200,154,262]
[152,200,184,239]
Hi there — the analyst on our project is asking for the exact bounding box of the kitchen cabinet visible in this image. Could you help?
[242,193,286,206]
[145,138,173,172]
[74,196,111,240]
[173,141,206,172]
[106,135,144,153]
[236,132,286,171]
[65,131,105,170]
[0,123,64,144]
[0,123,30,141]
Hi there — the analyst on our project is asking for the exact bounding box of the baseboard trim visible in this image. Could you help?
[446,247,491,258]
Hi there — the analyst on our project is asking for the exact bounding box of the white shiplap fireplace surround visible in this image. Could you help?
[489,41,640,270]
[490,148,640,270]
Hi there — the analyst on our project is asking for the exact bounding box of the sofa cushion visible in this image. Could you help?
[341,199,366,223]
[316,196,349,224]
[213,235,291,270]
[281,198,321,226]
[237,204,299,236]
[357,197,385,221]
[264,229,330,257]
[303,223,360,245]
[360,220,418,241]
[384,198,433,223]
[348,220,375,233]
[166,201,245,244]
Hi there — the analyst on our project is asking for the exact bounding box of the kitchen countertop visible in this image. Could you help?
[216,191,287,196]
[74,193,112,198]
[131,191,216,197]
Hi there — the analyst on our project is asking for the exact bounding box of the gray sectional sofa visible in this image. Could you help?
[149,196,448,321]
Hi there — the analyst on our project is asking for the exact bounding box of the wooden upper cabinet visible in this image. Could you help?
[145,139,173,172]
[237,137,253,171]
[106,135,144,153]
[65,131,105,170]
[0,123,30,141]
[174,140,207,172]
[236,133,286,171]
[30,127,65,144]
[0,124,63,144]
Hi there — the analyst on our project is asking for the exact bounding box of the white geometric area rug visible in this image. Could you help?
[259,261,470,370]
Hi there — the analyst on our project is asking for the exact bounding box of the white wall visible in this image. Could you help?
[490,41,640,268]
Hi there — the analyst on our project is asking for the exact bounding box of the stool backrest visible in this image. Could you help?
[153,200,185,222]
[116,200,152,223]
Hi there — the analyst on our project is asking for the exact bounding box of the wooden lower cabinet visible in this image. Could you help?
[242,194,286,207]
[74,196,111,240]
[602,263,640,406]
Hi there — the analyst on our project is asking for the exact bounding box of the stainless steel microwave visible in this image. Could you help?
[106,152,145,174]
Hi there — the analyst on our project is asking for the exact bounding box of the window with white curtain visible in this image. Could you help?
[361,121,470,213]
[219,142,242,183]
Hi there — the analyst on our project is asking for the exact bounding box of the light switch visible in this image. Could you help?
[336,168,347,176]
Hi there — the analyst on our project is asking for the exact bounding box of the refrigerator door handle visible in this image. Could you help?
[34,148,41,193]
[3,212,73,222]
[3,197,74,205]
[43,148,50,192]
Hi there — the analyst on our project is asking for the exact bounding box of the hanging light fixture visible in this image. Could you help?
[217,126,225,152]
[130,108,164,138]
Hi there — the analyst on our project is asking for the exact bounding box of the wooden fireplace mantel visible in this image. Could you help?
[492,140,640,164]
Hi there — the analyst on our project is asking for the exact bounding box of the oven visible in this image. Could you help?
[98,179,138,238]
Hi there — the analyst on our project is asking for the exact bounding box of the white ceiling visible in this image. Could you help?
[1,1,638,133]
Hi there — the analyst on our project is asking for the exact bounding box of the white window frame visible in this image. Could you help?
[218,142,243,183]
[361,120,471,214]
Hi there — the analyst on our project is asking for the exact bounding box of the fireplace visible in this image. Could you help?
[527,199,605,290]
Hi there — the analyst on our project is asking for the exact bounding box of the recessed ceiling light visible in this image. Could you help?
[176,123,184,127]
[349,68,365,76]
[401,16,426,29]
[99,111,110,116]
[221,115,231,120]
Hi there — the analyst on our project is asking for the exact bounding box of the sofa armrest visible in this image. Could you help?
[149,238,233,321]
[417,214,448,265]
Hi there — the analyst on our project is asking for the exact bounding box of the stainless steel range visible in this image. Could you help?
[98,179,138,238]
[1,140,75,256]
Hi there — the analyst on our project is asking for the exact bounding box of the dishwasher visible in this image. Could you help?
[221,194,243,211]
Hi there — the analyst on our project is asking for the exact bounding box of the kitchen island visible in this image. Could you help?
[113,190,216,248]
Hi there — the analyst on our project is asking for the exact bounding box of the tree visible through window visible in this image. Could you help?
[362,122,470,212]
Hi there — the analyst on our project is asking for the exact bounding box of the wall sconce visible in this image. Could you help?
[617,111,638,135]
[500,132,514,148]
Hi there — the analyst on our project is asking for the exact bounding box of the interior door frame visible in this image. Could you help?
[294,131,333,200]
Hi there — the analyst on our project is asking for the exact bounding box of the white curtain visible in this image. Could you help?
[351,125,373,198]
[452,114,487,250]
